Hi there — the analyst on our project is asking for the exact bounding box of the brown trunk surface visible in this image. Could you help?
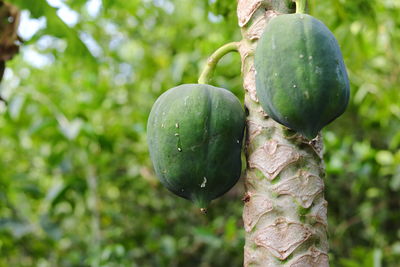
[0,1,21,85]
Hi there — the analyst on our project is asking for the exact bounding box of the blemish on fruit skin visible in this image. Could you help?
[176,129,182,151]
[201,177,207,188]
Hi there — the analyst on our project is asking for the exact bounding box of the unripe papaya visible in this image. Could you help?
[147,84,245,208]
[255,13,350,139]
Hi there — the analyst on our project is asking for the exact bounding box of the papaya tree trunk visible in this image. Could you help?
[237,1,329,266]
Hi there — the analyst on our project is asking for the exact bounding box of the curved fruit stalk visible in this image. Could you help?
[198,42,240,84]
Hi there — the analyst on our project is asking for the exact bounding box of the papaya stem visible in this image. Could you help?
[198,42,240,84]
[295,0,307,14]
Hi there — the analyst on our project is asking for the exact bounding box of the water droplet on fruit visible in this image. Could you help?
[201,177,207,188]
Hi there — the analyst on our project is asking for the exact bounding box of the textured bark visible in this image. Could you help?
[0,1,20,61]
[237,1,329,266]
[0,1,21,86]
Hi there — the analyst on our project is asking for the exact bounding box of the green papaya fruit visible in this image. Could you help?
[255,13,350,139]
[147,84,245,208]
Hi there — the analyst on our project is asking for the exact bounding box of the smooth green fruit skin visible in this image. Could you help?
[255,13,350,139]
[147,84,245,208]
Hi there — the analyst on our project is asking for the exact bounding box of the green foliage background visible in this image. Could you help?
[1,0,399,266]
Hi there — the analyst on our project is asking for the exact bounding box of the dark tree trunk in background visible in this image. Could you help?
[0,1,21,86]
